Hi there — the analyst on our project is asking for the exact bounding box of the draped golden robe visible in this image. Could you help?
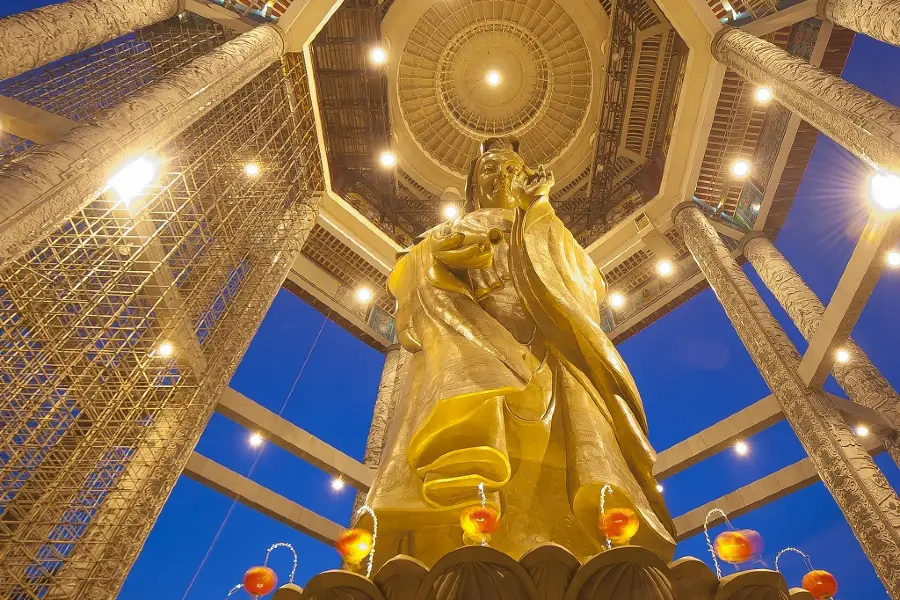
[362,196,675,567]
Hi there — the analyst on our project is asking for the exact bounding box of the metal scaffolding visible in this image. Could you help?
[0,39,323,599]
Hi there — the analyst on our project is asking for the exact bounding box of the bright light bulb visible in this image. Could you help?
[856,425,870,438]
[356,287,373,303]
[888,250,900,267]
[609,292,625,309]
[249,432,264,447]
[331,477,345,491]
[755,87,773,103]
[379,151,396,167]
[244,163,261,177]
[443,204,459,219]
[734,440,749,456]
[836,348,850,363]
[656,483,664,493]
[370,47,387,64]
[871,171,900,211]
[657,260,673,276]
[486,71,501,86]
[732,160,751,178]
[156,342,174,358]
[109,156,158,204]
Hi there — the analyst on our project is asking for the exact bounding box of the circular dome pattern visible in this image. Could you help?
[397,0,593,175]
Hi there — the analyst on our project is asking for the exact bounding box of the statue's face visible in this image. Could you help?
[473,149,525,209]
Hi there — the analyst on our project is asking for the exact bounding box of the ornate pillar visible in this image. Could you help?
[673,202,900,598]
[712,27,900,174]
[0,23,284,267]
[742,233,900,465]
[818,0,900,49]
[0,0,183,81]
[353,344,410,515]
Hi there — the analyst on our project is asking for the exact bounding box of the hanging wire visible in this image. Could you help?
[599,484,614,550]
[354,504,379,579]
[477,481,488,547]
[775,547,814,573]
[264,542,299,584]
[183,312,331,600]
[225,584,243,598]
[703,508,736,579]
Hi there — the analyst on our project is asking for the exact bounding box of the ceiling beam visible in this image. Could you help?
[0,95,74,144]
[739,0,817,36]
[184,0,254,32]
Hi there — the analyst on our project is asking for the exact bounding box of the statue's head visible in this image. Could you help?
[465,137,525,211]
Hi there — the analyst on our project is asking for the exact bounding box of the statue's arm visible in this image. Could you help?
[429,227,494,270]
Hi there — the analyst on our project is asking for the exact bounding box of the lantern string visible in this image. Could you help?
[775,547,814,573]
[703,508,735,579]
[264,542,299,584]
[225,584,243,598]
[599,484,614,550]
[354,504,378,579]
[477,482,488,547]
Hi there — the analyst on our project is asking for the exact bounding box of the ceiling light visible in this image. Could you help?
[870,171,900,212]
[609,292,625,309]
[379,151,396,167]
[836,348,850,364]
[109,156,159,204]
[356,287,373,303]
[656,260,673,276]
[370,47,387,64]
[732,160,751,178]
[751,202,761,213]
[443,204,459,219]
[331,477,345,491]
[249,432,264,447]
[486,71,501,86]
[888,250,900,267]
[856,425,870,438]
[734,440,749,456]
[656,483,664,493]
[244,163,261,177]
[754,87,773,103]
[156,341,174,358]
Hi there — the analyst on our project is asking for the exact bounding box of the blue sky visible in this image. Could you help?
[5,2,900,598]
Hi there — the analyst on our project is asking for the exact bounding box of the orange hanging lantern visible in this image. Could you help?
[337,528,373,565]
[242,566,277,597]
[713,529,763,565]
[802,570,838,599]
[460,505,500,537]
[598,507,640,545]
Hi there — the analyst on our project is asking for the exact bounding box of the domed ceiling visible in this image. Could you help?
[311,0,687,246]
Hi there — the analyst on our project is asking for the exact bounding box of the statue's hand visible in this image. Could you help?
[512,165,554,208]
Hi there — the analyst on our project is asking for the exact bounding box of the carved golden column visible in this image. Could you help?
[742,233,900,465]
[0,23,284,267]
[673,202,900,598]
[0,0,183,81]
[711,27,900,174]
[819,0,900,49]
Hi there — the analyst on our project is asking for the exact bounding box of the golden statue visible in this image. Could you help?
[363,138,675,567]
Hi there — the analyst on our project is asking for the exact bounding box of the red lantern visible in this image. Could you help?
[802,570,838,599]
[242,566,277,597]
[713,529,763,565]
[337,528,373,565]
[598,507,640,545]
[460,505,500,536]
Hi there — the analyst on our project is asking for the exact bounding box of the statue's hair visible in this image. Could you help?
[464,137,520,213]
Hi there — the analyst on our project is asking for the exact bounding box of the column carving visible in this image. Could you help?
[674,203,900,598]
[712,27,900,174]
[0,0,183,81]
[819,0,900,49]
[0,24,284,267]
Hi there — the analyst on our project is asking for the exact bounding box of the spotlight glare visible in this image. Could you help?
[754,87,773,103]
[331,477,345,491]
[109,156,158,204]
[443,204,459,219]
[244,163,261,177]
[751,202,761,213]
[379,151,396,167]
[870,170,900,211]
[888,250,900,267]
[609,292,625,309]
[732,160,751,178]
[856,425,870,438]
[734,440,749,456]
[656,260,673,277]
[156,341,174,358]
[656,483,664,493]
[486,71,501,86]
[249,432,264,447]
[836,348,850,364]
[370,47,387,64]
[356,287,373,303]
